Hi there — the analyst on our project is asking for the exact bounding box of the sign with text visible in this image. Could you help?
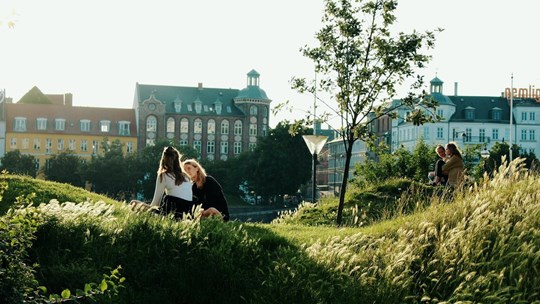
[504,85,540,102]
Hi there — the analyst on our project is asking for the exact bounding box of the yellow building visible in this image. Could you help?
[3,87,137,172]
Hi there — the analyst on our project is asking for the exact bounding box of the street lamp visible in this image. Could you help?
[303,135,328,203]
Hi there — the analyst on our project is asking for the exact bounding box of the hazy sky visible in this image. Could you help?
[2,0,539,129]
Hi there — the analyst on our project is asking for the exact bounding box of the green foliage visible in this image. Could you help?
[244,122,312,198]
[43,151,84,187]
[0,150,38,177]
[0,173,119,215]
[356,139,439,184]
[80,139,142,201]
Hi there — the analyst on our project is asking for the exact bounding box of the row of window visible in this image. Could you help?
[146,116,266,137]
[13,117,131,135]
[166,101,268,117]
[145,138,256,155]
[9,137,135,154]
[521,111,537,121]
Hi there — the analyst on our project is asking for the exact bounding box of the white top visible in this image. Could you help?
[150,173,193,207]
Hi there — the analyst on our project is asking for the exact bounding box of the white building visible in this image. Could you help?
[391,77,540,156]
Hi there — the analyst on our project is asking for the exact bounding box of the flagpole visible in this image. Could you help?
[509,73,513,161]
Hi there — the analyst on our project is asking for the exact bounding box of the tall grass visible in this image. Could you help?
[2,159,540,303]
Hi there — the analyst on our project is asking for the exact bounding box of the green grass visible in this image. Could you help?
[2,159,540,303]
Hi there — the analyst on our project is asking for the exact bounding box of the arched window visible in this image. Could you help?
[262,106,268,118]
[180,118,189,133]
[166,117,175,133]
[220,120,229,135]
[234,120,242,135]
[194,118,203,134]
[146,116,157,132]
[207,119,216,134]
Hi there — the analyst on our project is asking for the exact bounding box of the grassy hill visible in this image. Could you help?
[1,160,540,303]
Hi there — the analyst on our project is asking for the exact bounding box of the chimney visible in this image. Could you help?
[198,82,203,90]
[454,82,458,96]
[64,93,73,106]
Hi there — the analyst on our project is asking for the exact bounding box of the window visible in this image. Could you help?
[146,116,157,132]
[521,129,527,141]
[33,138,41,150]
[180,118,189,133]
[437,109,444,119]
[250,105,258,115]
[166,117,175,133]
[479,129,485,143]
[10,138,16,149]
[80,120,91,132]
[118,121,131,136]
[492,129,499,140]
[436,127,443,139]
[249,124,257,136]
[193,140,201,153]
[146,139,155,146]
[220,120,229,135]
[127,142,134,153]
[194,119,202,134]
[465,128,472,142]
[465,109,474,120]
[55,119,66,131]
[37,118,48,130]
[80,139,88,152]
[220,141,228,154]
[57,139,64,151]
[207,141,215,154]
[69,139,76,150]
[249,143,257,151]
[207,119,216,134]
[22,138,29,150]
[423,127,430,139]
[262,125,267,136]
[92,140,99,155]
[179,140,188,146]
[234,142,242,155]
[492,110,501,120]
[234,120,242,135]
[262,106,268,118]
[45,138,52,154]
[531,112,536,121]
[100,120,111,132]
[194,101,202,114]
[530,130,536,141]
[522,112,527,121]
[14,117,27,131]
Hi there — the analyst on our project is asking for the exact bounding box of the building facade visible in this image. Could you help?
[391,77,540,156]
[133,70,271,160]
[1,86,138,171]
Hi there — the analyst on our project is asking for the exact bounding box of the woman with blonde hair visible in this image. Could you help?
[182,159,230,221]
[130,146,193,218]
[442,142,465,187]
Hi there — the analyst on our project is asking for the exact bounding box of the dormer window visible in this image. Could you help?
[36,118,48,130]
[194,99,202,114]
[215,101,223,115]
[464,107,475,120]
[14,117,27,132]
[174,97,182,113]
[491,107,502,121]
[100,120,111,132]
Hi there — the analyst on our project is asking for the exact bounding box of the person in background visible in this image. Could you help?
[442,142,465,187]
[432,144,448,186]
[130,146,193,219]
[182,159,230,221]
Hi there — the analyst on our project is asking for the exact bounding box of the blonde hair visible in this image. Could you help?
[182,159,207,189]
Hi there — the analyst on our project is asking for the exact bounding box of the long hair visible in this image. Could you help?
[182,159,207,189]
[446,142,462,159]
[158,146,188,185]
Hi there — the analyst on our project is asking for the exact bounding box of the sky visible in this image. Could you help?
[2,0,539,129]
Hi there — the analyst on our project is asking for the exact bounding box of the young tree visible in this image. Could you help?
[0,150,37,177]
[290,0,439,224]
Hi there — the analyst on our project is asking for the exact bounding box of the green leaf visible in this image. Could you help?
[61,289,71,299]
[100,279,108,292]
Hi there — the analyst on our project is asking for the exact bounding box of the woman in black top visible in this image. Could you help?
[182,159,230,221]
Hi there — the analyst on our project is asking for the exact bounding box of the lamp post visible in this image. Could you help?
[303,135,328,203]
